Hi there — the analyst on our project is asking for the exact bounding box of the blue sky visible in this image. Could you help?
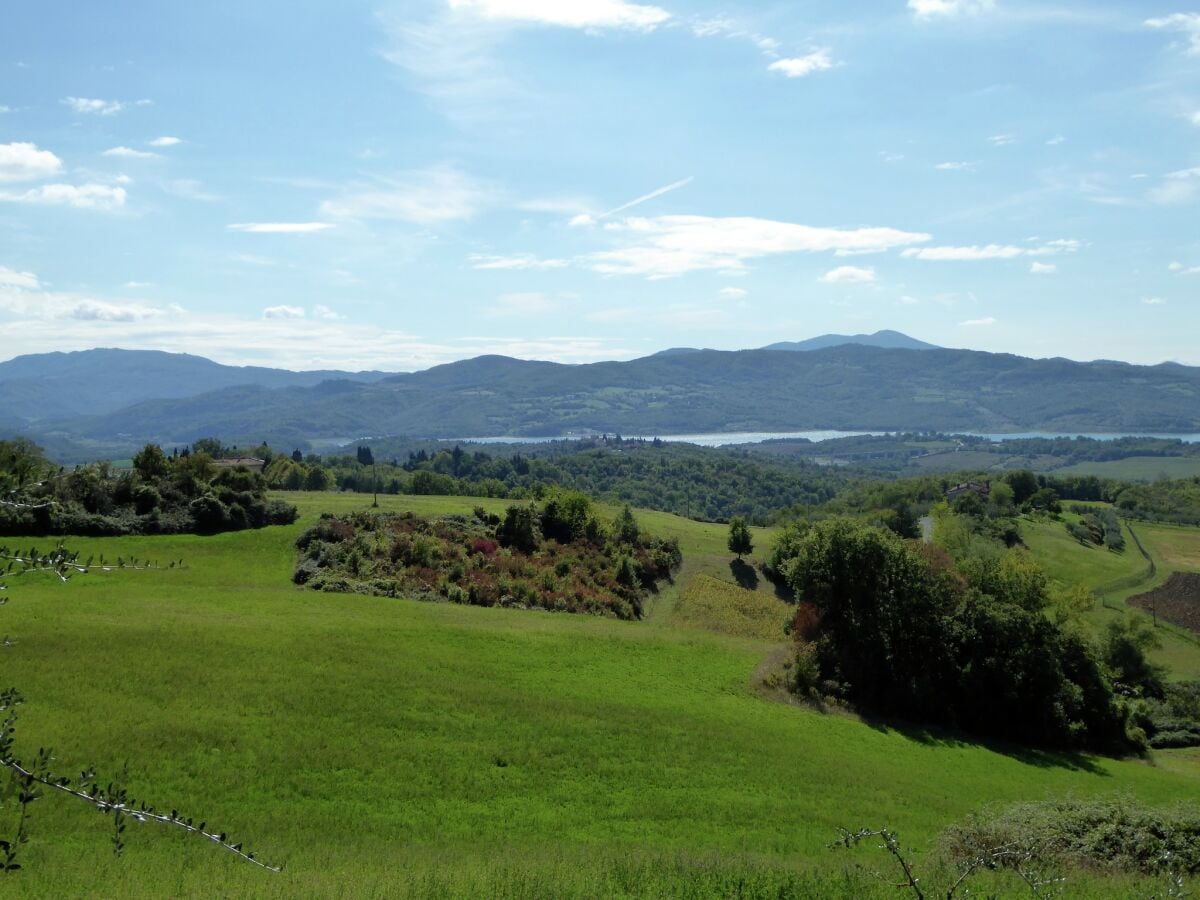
[1,0,1198,370]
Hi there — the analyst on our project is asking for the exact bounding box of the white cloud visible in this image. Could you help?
[1030,262,1057,275]
[1169,261,1200,275]
[321,166,494,224]
[0,266,40,289]
[263,305,306,319]
[1145,13,1200,55]
[988,133,1016,146]
[0,183,126,210]
[67,300,165,322]
[719,286,748,299]
[904,239,1080,261]
[1046,135,1066,145]
[0,142,63,183]
[123,281,154,289]
[102,146,160,160]
[149,136,183,147]
[447,0,670,30]
[0,106,9,114]
[909,0,995,18]
[587,215,931,278]
[470,253,569,270]
[227,222,335,233]
[1192,111,1200,126]
[899,295,919,305]
[820,265,877,284]
[61,97,148,116]
[880,151,904,163]
[768,49,834,78]
[960,316,997,326]
[1142,296,1167,306]
[569,214,597,228]
[313,304,343,320]
[486,291,563,317]
[1149,167,1200,205]
[0,275,637,370]
[935,161,975,171]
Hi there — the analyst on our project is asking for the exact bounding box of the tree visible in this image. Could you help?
[291,449,303,463]
[356,445,374,467]
[132,443,170,481]
[728,516,753,559]
[614,504,640,545]
[1005,469,1039,506]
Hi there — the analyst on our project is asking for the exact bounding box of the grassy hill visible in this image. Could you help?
[1021,510,1200,678]
[1,494,1198,896]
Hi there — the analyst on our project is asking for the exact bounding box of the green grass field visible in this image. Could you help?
[1020,511,1200,679]
[1,493,1198,897]
[1052,456,1200,481]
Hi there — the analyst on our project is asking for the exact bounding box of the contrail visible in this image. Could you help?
[600,176,694,219]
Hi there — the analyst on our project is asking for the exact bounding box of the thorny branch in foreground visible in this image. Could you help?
[0,543,279,873]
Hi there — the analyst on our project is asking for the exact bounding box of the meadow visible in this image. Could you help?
[1,492,1198,897]
[1020,511,1200,679]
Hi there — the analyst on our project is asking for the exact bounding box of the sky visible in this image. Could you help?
[1,0,1199,371]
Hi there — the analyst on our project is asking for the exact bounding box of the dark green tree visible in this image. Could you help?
[728,516,753,558]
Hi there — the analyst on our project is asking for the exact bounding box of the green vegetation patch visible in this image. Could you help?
[293,499,681,620]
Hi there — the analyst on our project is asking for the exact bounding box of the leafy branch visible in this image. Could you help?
[832,826,1065,898]
[0,542,277,874]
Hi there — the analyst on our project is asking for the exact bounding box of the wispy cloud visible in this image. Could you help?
[1030,261,1057,275]
[988,133,1016,146]
[470,253,569,270]
[719,286,748,299]
[909,0,995,19]
[0,183,126,210]
[263,305,307,319]
[227,222,335,233]
[321,165,495,224]
[149,136,183,147]
[1142,296,1167,306]
[447,0,670,30]
[903,238,1080,261]
[0,142,63,183]
[820,265,877,284]
[935,161,976,171]
[1148,167,1200,205]
[768,49,834,78]
[0,266,40,290]
[587,215,931,278]
[103,146,160,160]
[485,291,565,317]
[1145,13,1200,55]
[61,97,150,116]
[960,316,997,326]
[1169,261,1200,275]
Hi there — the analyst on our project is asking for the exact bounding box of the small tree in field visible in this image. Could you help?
[728,516,753,559]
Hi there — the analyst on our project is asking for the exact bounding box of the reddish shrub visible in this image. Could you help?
[470,538,498,556]
[792,602,823,643]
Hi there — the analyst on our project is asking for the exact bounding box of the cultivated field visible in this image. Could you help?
[1,492,1197,897]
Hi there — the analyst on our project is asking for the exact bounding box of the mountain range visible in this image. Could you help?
[3,333,1199,459]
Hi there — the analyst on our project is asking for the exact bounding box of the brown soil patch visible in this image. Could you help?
[1129,572,1200,634]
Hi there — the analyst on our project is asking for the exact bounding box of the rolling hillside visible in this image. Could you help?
[51,344,1200,448]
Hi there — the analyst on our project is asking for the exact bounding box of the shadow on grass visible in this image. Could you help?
[857,712,1110,775]
[729,558,759,590]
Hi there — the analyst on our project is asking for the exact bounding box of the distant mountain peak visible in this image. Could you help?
[763,330,939,353]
